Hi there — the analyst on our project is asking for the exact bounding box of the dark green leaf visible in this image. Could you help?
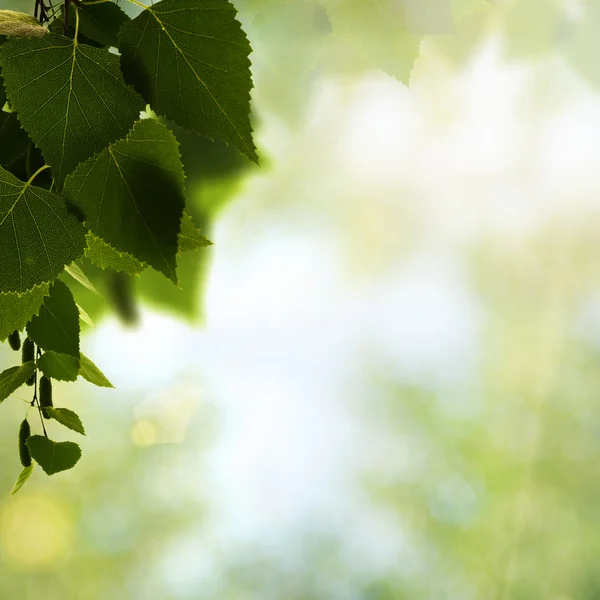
[118,0,257,161]
[26,436,81,475]
[46,407,86,436]
[72,1,130,48]
[79,353,113,388]
[37,351,80,382]
[0,284,49,342]
[0,166,86,294]
[0,112,29,167]
[27,280,80,358]
[0,362,35,403]
[63,119,186,283]
[0,33,145,186]
[11,463,34,495]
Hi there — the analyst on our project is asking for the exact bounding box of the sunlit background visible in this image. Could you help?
[3,0,600,598]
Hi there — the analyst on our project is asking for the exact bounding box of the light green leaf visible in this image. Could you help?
[77,304,95,328]
[118,0,257,161]
[0,362,35,403]
[37,351,80,382]
[11,463,34,495]
[84,233,146,276]
[27,280,80,358]
[0,283,49,342]
[26,436,81,475]
[46,407,86,436]
[0,166,87,294]
[178,213,212,253]
[0,11,46,39]
[63,119,186,283]
[79,353,114,388]
[0,33,145,186]
[64,263,100,296]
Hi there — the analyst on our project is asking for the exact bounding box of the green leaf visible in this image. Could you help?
[178,213,212,253]
[63,119,186,283]
[11,463,34,495]
[26,436,81,475]
[27,280,80,358]
[37,351,80,382]
[0,112,29,168]
[79,353,114,388]
[84,233,146,275]
[71,2,130,48]
[0,362,35,403]
[0,33,145,186]
[64,263,100,296]
[0,166,86,294]
[0,11,46,39]
[46,407,86,436]
[118,0,257,161]
[0,284,49,342]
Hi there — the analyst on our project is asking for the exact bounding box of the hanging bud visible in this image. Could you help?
[22,338,35,386]
[18,419,31,467]
[8,330,21,351]
[39,376,53,419]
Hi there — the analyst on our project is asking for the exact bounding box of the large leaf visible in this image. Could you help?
[0,33,145,186]
[118,0,257,161]
[0,362,35,403]
[63,119,186,283]
[0,284,49,342]
[26,280,80,358]
[0,166,86,293]
[46,407,86,436]
[26,436,81,475]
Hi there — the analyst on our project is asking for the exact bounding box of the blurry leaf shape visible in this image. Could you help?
[27,280,80,359]
[562,5,600,89]
[501,0,562,60]
[0,166,86,294]
[77,304,95,328]
[46,407,86,436]
[79,354,114,388]
[0,10,46,38]
[118,0,257,161]
[0,32,144,186]
[106,271,139,326]
[0,284,49,342]
[27,436,81,475]
[37,352,80,382]
[63,119,186,283]
[11,463,34,495]
[65,263,100,296]
[0,362,35,403]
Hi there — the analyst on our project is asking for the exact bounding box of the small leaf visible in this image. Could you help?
[77,304,95,328]
[0,362,35,403]
[79,354,114,388]
[37,352,80,382]
[11,463,34,495]
[46,407,86,436]
[64,263,100,296]
[84,233,146,275]
[118,0,257,161]
[27,280,80,358]
[0,167,87,294]
[0,11,46,38]
[26,436,81,475]
[178,213,212,253]
[0,283,49,342]
[63,119,186,283]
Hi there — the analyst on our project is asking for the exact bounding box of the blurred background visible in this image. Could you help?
[4,0,600,597]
